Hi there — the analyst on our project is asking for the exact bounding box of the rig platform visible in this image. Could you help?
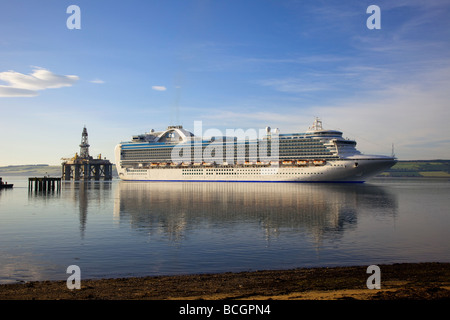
[61,126,113,181]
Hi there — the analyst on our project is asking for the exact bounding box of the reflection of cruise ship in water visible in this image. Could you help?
[113,181,398,244]
[115,118,397,182]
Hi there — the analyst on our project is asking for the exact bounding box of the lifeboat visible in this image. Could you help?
[297,160,308,166]
[159,162,167,167]
[282,160,293,165]
[150,162,159,167]
[170,162,179,167]
[313,160,326,165]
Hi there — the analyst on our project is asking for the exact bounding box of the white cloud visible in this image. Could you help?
[152,86,167,91]
[0,67,79,97]
[0,86,37,97]
[90,79,105,84]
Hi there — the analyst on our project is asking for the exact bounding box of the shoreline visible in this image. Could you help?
[1,262,449,300]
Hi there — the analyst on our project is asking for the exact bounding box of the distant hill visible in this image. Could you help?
[377,160,450,178]
[0,164,118,177]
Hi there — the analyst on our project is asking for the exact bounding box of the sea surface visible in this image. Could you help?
[0,177,449,284]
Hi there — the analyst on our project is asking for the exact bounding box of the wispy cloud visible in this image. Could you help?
[0,67,79,97]
[258,77,332,94]
[152,86,167,91]
[90,79,105,84]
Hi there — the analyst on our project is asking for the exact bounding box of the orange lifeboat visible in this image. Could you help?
[313,160,326,166]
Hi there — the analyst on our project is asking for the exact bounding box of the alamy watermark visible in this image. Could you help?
[366,265,381,289]
[66,5,381,31]
[367,5,381,30]
[170,121,280,171]
[64,264,381,292]
[66,265,81,290]
[66,5,81,30]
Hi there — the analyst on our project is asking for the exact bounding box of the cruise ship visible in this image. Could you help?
[114,118,397,182]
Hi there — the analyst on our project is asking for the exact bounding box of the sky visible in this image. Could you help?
[0,0,449,165]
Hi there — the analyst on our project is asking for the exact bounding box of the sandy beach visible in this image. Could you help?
[1,262,449,300]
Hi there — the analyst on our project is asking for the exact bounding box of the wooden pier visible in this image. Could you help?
[28,177,61,192]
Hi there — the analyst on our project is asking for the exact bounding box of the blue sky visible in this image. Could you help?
[1,0,449,165]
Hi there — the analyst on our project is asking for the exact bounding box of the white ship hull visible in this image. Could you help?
[116,155,395,183]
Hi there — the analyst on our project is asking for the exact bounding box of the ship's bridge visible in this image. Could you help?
[305,130,343,137]
[156,125,194,143]
[305,118,343,137]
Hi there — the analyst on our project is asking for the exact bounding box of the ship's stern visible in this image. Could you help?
[114,144,126,179]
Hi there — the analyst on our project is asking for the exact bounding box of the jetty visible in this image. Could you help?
[28,177,61,192]
[0,177,13,189]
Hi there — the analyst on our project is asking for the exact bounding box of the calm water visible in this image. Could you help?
[0,177,449,284]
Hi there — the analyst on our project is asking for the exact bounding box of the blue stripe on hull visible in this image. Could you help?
[121,179,365,183]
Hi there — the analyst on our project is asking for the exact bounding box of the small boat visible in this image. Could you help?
[0,177,13,189]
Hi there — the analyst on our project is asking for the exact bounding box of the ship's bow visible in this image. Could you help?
[344,155,397,182]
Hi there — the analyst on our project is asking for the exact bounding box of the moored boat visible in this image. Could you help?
[0,177,13,189]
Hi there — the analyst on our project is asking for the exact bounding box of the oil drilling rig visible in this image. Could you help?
[61,126,112,181]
